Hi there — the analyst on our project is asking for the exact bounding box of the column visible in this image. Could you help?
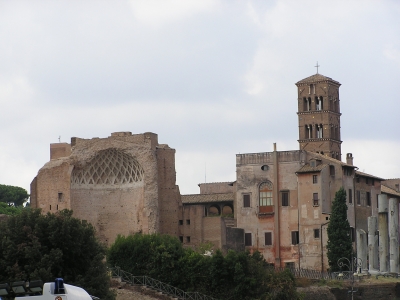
[368,216,379,271]
[389,197,399,273]
[378,194,389,272]
[357,229,368,271]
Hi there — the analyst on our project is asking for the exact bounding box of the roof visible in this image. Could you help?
[309,152,355,167]
[356,170,385,181]
[296,73,341,86]
[198,181,235,186]
[181,193,234,204]
[381,185,400,197]
[296,163,328,174]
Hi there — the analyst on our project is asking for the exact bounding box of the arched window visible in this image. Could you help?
[317,124,323,138]
[315,97,320,110]
[259,182,273,206]
[222,205,233,216]
[306,125,313,139]
[208,205,220,216]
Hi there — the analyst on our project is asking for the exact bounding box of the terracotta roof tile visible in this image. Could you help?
[296,163,328,173]
[296,73,340,86]
[181,193,234,204]
[381,185,400,197]
[356,170,384,181]
[310,152,353,167]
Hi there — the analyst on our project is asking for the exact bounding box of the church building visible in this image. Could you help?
[30,71,400,271]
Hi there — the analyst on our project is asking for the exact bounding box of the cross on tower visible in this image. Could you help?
[58,136,61,143]
[315,62,320,74]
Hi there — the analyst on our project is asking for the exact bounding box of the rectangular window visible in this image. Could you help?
[179,236,183,243]
[366,192,371,206]
[285,262,295,269]
[313,175,318,184]
[58,192,64,202]
[356,176,360,183]
[186,236,191,243]
[348,189,352,204]
[350,227,355,242]
[186,219,190,225]
[179,220,183,225]
[291,231,299,245]
[366,178,369,185]
[377,194,379,208]
[356,191,361,205]
[243,194,250,208]
[314,229,320,239]
[330,165,335,176]
[281,191,289,207]
[245,233,252,246]
[313,193,319,206]
[344,167,353,176]
[265,232,272,246]
[260,191,273,206]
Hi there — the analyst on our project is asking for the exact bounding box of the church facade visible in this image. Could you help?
[31,72,400,271]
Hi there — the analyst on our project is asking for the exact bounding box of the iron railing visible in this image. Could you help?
[109,267,217,300]
[274,267,364,281]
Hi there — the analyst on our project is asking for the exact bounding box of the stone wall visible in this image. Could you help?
[156,146,180,237]
[299,283,400,300]
[31,132,181,246]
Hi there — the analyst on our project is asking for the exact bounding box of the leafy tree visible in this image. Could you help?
[0,202,24,215]
[265,268,299,300]
[108,233,302,300]
[0,209,114,300]
[326,187,352,272]
[0,184,29,206]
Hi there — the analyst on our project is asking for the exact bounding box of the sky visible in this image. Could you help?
[0,0,399,195]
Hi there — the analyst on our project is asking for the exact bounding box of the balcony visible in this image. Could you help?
[258,205,274,218]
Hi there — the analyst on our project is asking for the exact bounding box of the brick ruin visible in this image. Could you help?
[31,73,400,271]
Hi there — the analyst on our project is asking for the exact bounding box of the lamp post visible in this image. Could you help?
[337,256,363,300]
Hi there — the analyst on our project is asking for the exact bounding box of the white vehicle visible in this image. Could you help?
[0,278,94,300]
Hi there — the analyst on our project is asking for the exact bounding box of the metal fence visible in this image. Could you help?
[108,267,217,300]
[274,267,359,281]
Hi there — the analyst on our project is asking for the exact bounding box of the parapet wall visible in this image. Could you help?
[236,150,302,166]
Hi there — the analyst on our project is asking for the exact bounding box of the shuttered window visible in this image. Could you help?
[243,194,250,207]
[281,191,289,206]
[245,233,252,246]
[265,232,272,246]
[291,231,299,245]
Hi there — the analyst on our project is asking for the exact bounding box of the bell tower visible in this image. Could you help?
[296,73,342,160]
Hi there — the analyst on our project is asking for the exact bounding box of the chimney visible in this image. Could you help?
[346,153,353,166]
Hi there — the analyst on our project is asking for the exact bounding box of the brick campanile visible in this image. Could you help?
[296,73,342,160]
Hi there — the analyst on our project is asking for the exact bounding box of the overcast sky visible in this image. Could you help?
[1,0,399,195]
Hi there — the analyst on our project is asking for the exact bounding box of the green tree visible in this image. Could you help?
[0,202,24,215]
[326,187,352,272]
[0,184,29,206]
[0,209,114,300]
[108,233,302,300]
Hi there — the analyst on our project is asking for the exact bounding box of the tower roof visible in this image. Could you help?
[296,73,341,86]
